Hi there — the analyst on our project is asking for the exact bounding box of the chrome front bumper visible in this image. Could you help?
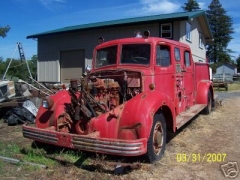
[22,124,146,156]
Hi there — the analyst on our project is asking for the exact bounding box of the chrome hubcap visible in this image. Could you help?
[153,122,163,155]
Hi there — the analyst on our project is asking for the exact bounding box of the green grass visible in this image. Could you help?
[60,150,83,163]
[0,142,21,158]
[0,141,84,170]
[228,82,240,91]
[214,82,240,91]
[0,160,3,174]
[22,147,57,168]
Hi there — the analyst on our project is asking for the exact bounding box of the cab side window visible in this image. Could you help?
[156,45,170,67]
[184,51,191,67]
[174,48,180,61]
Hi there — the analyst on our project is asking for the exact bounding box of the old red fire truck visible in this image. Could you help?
[22,31,214,163]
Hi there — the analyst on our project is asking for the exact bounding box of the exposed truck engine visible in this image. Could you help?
[55,70,142,135]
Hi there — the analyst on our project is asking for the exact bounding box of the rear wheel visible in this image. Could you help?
[203,90,212,115]
[146,113,166,163]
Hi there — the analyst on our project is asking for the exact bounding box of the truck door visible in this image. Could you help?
[154,44,175,99]
[174,47,185,113]
[174,48,194,114]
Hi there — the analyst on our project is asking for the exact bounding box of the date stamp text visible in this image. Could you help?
[176,153,227,163]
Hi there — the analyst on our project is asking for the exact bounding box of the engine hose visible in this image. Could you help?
[122,80,128,102]
[84,90,107,113]
[68,88,79,106]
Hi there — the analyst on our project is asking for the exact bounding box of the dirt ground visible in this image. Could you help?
[0,90,240,180]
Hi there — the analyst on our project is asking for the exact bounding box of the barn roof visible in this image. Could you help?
[27,10,212,40]
[218,63,237,70]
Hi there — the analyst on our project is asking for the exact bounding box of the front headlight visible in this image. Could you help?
[42,97,54,109]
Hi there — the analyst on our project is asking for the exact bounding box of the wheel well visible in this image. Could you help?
[156,105,173,131]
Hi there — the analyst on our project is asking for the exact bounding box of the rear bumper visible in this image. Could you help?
[22,124,146,156]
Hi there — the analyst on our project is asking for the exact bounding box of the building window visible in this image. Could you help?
[161,23,172,38]
[199,33,204,49]
[186,22,191,42]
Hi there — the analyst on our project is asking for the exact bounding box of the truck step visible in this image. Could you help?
[176,104,206,129]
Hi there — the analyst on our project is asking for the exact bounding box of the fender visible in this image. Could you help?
[117,90,174,140]
[36,90,72,128]
[196,80,213,104]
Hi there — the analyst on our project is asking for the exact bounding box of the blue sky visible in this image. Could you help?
[0,0,239,60]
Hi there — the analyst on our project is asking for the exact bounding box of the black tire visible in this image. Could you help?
[203,90,212,115]
[146,113,167,163]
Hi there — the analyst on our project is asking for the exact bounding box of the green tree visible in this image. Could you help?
[4,58,27,80]
[182,0,200,12]
[0,55,37,81]
[1,55,37,81]
[206,0,234,63]
[236,55,240,72]
[29,55,38,80]
[0,25,10,38]
[0,57,6,78]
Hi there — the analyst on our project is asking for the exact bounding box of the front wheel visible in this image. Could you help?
[146,113,167,163]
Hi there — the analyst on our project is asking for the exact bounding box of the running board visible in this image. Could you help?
[176,104,206,129]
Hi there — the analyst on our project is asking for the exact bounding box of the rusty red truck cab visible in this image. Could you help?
[22,32,214,163]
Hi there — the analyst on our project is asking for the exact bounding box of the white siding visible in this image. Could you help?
[178,19,207,62]
[37,59,60,82]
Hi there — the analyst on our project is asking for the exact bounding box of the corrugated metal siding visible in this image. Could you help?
[37,59,60,82]
[38,38,60,82]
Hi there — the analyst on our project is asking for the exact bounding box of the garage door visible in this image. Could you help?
[60,49,85,83]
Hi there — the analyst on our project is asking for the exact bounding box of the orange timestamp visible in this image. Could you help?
[176,153,227,163]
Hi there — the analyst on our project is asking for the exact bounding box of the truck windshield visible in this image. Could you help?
[121,44,150,65]
[95,45,117,68]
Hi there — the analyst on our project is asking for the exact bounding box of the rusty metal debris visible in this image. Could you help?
[18,79,51,96]
[81,160,142,174]
[0,155,48,169]
[106,161,141,174]
[28,76,54,95]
